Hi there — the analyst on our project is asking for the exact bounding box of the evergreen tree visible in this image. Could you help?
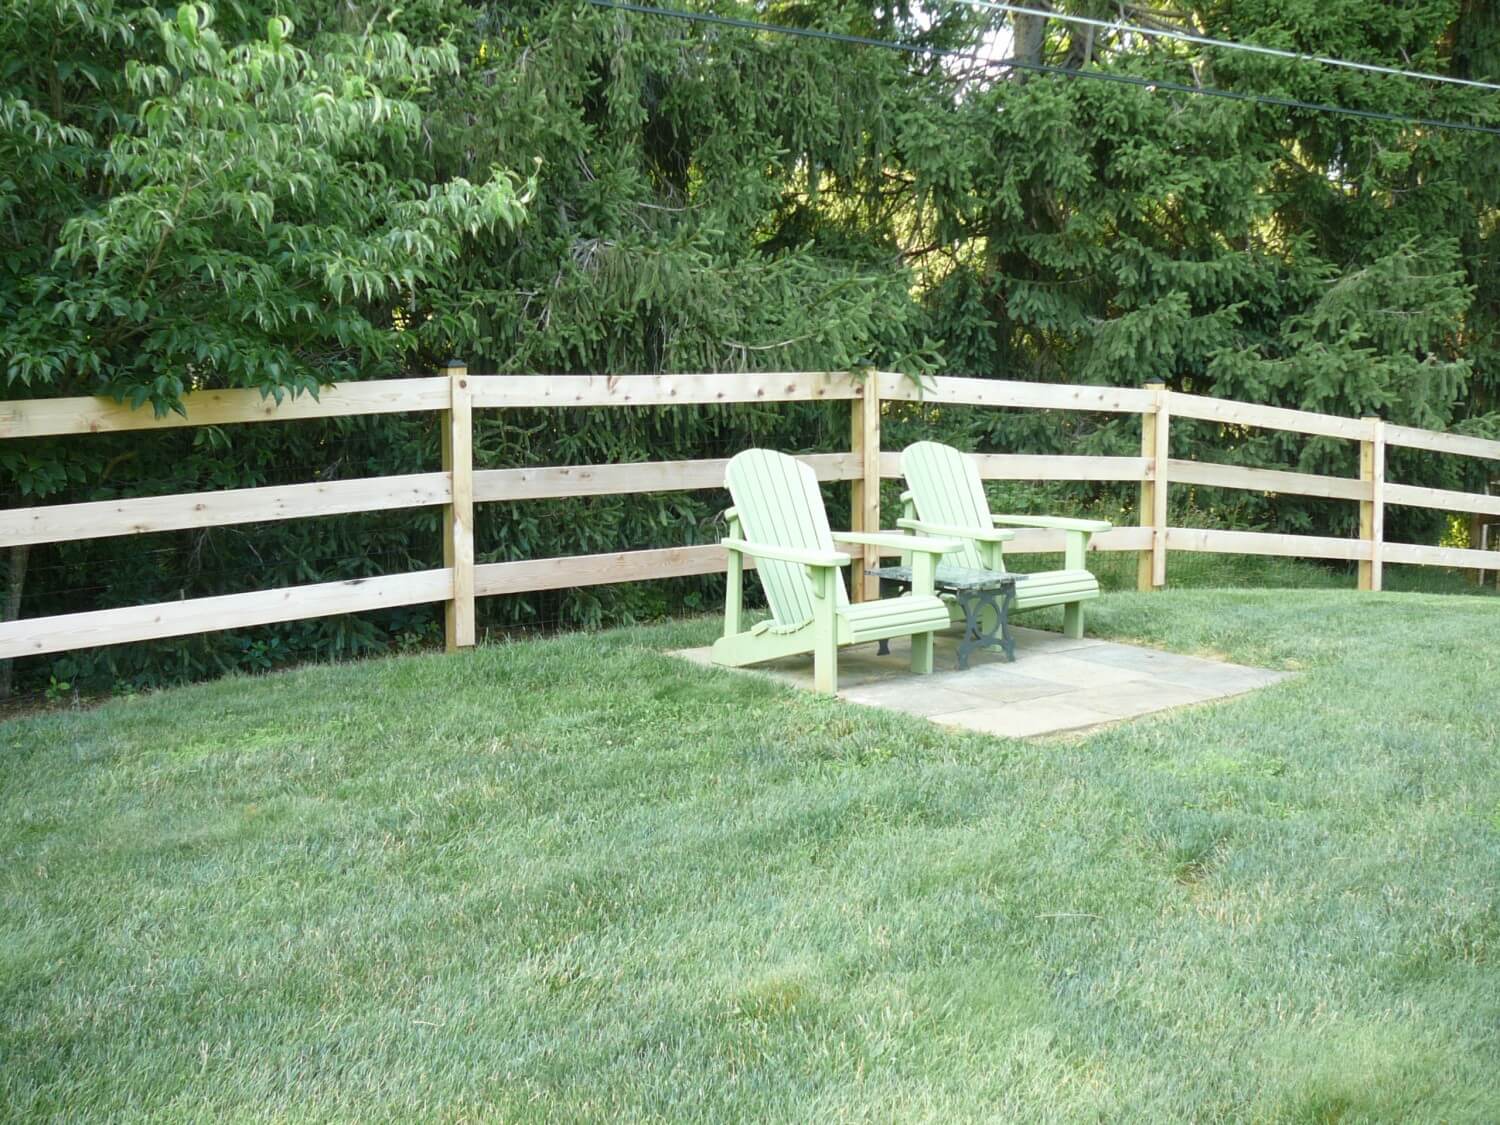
[3,0,1498,695]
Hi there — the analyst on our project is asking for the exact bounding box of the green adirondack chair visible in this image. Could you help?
[711,449,961,693]
[899,440,1111,640]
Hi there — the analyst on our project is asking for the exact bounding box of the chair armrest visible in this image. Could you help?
[835,530,963,556]
[895,517,1017,543]
[988,515,1113,533]
[722,538,851,568]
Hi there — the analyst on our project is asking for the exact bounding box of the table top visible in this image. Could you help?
[866,565,1019,593]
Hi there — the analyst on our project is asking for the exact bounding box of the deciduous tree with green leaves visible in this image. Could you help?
[0,0,530,694]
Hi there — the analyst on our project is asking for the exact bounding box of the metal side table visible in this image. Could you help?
[867,565,1021,669]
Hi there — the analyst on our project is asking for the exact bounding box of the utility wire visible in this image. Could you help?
[586,0,1500,137]
[956,1,1500,94]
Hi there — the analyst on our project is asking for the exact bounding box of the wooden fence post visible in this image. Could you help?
[850,368,882,601]
[1359,417,1385,592]
[1138,382,1168,590]
[1467,514,1486,585]
[442,360,476,649]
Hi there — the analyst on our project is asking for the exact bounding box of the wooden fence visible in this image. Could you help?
[5,367,1500,663]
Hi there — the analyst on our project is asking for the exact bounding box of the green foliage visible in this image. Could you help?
[6,0,1500,696]
[3,1,530,413]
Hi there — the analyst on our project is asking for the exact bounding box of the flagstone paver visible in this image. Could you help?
[675,624,1291,738]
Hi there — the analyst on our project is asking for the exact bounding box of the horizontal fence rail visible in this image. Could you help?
[1,571,453,660]
[475,454,862,503]
[879,373,1157,413]
[469,370,863,408]
[1163,527,1373,562]
[1383,482,1500,517]
[0,473,452,550]
[1164,390,1371,441]
[876,452,1150,482]
[1166,460,1371,502]
[476,545,751,597]
[0,377,451,439]
[1383,424,1500,460]
[4,368,1500,664]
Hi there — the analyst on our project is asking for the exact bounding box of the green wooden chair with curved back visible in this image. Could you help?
[711,449,961,694]
[899,441,1111,640]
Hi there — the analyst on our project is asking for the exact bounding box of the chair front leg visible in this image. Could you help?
[724,546,744,638]
[1063,529,1091,639]
[810,565,839,694]
[1063,601,1084,640]
[909,549,937,674]
[909,629,935,675]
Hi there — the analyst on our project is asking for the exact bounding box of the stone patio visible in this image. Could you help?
[676,626,1290,738]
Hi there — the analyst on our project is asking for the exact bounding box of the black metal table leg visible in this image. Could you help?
[998,582,1016,662]
[863,565,1017,668]
[954,586,1017,668]
[876,577,896,655]
[955,591,983,670]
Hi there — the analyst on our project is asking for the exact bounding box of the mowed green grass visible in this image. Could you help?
[3,590,1499,1122]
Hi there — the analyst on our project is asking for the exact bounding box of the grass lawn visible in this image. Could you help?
[3,589,1499,1121]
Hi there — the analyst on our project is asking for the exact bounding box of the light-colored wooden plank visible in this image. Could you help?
[1151,390,1170,587]
[1166,390,1369,441]
[1382,541,1500,569]
[469,371,862,408]
[474,527,1153,600]
[1164,527,1371,561]
[856,525,1151,557]
[877,372,1157,413]
[0,378,450,439]
[473,453,860,503]
[1371,422,1386,589]
[1000,525,1153,554]
[442,364,475,650]
[475,545,753,596]
[850,376,882,601]
[1359,419,1385,591]
[0,473,451,549]
[878,452,1150,481]
[1138,387,1162,592]
[1170,459,1369,502]
[1383,482,1500,518]
[1383,424,1500,462]
[0,569,452,660]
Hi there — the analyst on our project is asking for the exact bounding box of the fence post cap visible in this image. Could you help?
[441,358,467,370]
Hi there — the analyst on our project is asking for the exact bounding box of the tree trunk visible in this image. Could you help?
[1064,24,1096,70]
[0,544,30,700]
[1013,1,1051,78]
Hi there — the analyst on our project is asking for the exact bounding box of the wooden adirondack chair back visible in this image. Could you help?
[725,449,849,627]
[901,441,994,570]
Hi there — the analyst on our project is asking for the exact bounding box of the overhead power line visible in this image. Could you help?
[585,0,1500,138]
[957,1,1500,94]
